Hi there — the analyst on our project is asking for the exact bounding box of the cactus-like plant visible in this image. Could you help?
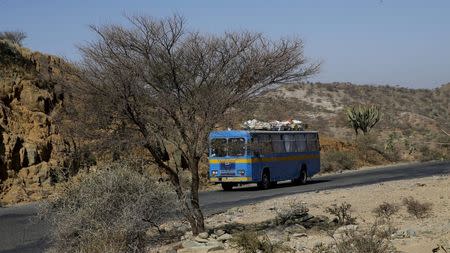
[346,104,381,136]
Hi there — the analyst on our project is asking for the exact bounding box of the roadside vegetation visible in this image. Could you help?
[39,162,180,253]
[402,196,433,219]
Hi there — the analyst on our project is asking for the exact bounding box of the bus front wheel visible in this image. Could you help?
[258,171,271,190]
[221,183,234,191]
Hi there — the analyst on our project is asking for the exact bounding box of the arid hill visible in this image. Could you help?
[0,40,71,204]
[251,82,450,161]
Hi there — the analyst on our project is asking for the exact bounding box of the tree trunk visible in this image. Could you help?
[187,156,205,234]
[143,143,205,235]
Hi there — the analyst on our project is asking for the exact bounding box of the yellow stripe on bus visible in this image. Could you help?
[209,154,320,164]
[210,177,252,182]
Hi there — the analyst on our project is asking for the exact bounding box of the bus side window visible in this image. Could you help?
[306,133,318,151]
[271,134,285,153]
[258,134,272,155]
[283,134,296,152]
[295,134,306,152]
[251,137,261,156]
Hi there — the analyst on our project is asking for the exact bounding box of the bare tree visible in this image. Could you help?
[66,14,319,234]
[0,31,27,45]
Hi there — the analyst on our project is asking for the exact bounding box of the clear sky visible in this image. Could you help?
[1,0,449,88]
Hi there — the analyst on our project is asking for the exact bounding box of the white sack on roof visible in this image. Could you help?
[242,119,304,131]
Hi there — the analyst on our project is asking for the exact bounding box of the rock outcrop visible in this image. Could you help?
[0,40,69,205]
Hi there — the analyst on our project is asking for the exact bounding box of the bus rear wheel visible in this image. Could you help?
[299,169,307,185]
[221,183,234,191]
[258,171,271,190]
[293,168,308,185]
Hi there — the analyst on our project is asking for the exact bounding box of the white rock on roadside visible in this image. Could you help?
[198,232,209,239]
[216,233,232,242]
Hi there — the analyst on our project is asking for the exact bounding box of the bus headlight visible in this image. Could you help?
[238,169,245,176]
[211,170,218,177]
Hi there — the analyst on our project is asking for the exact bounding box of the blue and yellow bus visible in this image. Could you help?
[208,130,320,190]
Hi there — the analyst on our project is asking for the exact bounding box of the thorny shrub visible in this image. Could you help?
[372,202,400,220]
[325,202,356,226]
[39,162,180,253]
[402,196,432,219]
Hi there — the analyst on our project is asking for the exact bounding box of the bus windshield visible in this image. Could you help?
[210,138,246,157]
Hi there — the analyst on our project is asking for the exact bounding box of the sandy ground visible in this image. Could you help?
[203,174,450,253]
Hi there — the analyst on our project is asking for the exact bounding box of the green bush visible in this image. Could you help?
[321,151,356,173]
[39,161,180,253]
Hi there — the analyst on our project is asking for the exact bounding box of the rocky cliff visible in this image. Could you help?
[0,40,69,205]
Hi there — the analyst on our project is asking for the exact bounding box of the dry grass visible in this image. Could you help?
[402,196,433,219]
[372,202,400,220]
[321,151,356,172]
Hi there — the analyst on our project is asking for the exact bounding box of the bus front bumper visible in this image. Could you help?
[210,177,253,183]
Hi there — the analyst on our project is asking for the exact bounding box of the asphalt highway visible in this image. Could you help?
[1,161,449,253]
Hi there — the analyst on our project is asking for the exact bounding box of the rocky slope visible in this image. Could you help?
[0,40,69,205]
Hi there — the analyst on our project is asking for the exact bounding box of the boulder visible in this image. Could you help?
[216,233,232,242]
[198,232,209,239]
[194,236,209,243]
[214,229,225,237]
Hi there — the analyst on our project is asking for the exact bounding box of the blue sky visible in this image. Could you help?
[1,0,449,88]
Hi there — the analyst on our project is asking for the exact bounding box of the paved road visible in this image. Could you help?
[1,161,449,252]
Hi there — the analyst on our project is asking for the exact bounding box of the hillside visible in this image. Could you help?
[0,40,70,204]
[250,82,450,162]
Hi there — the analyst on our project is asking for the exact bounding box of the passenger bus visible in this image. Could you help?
[208,130,320,190]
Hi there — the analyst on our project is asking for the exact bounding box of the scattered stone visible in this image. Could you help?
[198,232,209,239]
[181,240,204,248]
[333,224,358,239]
[216,233,232,242]
[393,228,417,239]
[406,229,417,237]
[194,236,209,243]
[292,233,308,238]
[214,229,225,236]
[298,214,314,222]
[285,224,307,234]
